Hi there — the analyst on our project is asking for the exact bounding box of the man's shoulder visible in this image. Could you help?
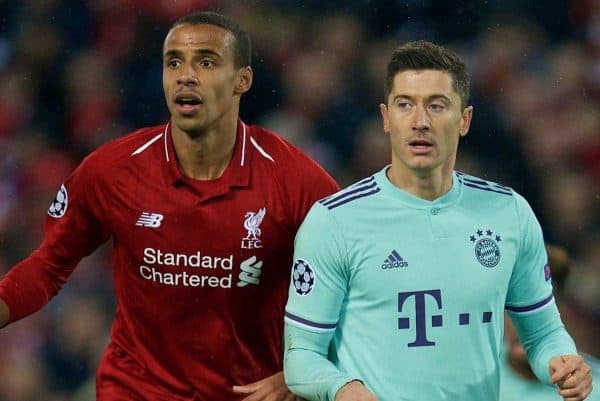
[314,175,380,213]
[70,124,167,186]
[456,171,516,198]
[455,171,538,219]
[85,124,167,168]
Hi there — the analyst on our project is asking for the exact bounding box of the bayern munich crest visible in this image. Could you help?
[48,184,68,218]
[469,229,502,268]
[292,259,315,296]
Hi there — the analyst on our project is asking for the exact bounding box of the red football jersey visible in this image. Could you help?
[0,120,339,400]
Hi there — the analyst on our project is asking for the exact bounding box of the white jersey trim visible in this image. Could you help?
[162,123,170,162]
[240,122,247,166]
[131,133,163,156]
[250,136,275,163]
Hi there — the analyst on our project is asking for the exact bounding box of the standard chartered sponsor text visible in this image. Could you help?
[143,247,233,269]
[140,247,233,288]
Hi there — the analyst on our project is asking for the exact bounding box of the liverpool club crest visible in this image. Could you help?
[241,207,266,249]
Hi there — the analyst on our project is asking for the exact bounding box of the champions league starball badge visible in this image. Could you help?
[48,184,68,218]
[469,229,501,268]
[292,259,315,296]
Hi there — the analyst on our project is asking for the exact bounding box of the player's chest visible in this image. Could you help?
[107,179,290,257]
[347,208,519,298]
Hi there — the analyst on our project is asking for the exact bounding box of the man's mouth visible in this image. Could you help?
[174,93,203,113]
[408,138,434,154]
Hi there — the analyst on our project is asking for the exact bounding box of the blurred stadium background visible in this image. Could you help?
[0,1,598,400]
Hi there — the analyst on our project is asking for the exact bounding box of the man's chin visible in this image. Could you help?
[172,118,208,134]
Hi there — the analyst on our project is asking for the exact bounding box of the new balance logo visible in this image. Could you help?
[381,250,408,269]
[136,212,164,228]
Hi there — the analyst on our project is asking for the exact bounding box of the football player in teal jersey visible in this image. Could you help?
[283,41,593,401]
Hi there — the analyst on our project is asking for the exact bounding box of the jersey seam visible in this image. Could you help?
[272,159,292,227]
[513,194,524,279]
[90,148,124,236]
[322,205,351,284]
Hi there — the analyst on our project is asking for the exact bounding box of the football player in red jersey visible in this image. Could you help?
[0,12,338,401]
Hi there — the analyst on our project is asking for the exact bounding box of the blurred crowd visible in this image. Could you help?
[0,1,598,400]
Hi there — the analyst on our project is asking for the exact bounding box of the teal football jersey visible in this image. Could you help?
[285,167,574,401]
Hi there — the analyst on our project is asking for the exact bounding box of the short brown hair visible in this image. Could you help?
[384,41,470,109]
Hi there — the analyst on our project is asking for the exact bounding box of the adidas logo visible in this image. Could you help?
[381,250,408,269]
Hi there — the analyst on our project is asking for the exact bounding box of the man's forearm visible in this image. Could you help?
[510,301,577,383]
[285,347,358,401]
[284,324,359,401]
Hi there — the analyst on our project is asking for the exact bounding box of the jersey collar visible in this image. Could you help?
[162,119,251,200]
[374,166,463,209]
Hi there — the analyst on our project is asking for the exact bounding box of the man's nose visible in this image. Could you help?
[177,63,199,86]
[413,105,431,131]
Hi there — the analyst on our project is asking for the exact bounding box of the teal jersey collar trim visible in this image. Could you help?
[374,166,463,209]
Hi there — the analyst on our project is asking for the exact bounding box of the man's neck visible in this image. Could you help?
[387,164,454,201]
[171,117,238,181]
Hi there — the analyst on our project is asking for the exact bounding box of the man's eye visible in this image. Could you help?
[397,102,411,109]
[429,104,445,111]
[200,60,215,68]
[168,60,181,68]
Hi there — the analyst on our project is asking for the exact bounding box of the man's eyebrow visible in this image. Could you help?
[427,94,452,103]
[163,49,222,58]
[193,49,222,58]
[163,49,181,59]
[392,94,414,102]
[391,94,453,103]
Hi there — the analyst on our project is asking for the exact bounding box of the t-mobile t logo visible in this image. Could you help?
[397,289,493,347]
[398,289,443,347]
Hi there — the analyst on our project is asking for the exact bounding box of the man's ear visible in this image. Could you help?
[234,66,253,95]
[380,103,390,134]
[459,105,473,138]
